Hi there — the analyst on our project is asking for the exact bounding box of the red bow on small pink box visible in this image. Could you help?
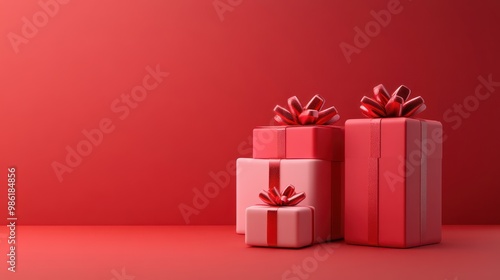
[259,185,306,206]
[274,95,340,125]
[360,85,426,118]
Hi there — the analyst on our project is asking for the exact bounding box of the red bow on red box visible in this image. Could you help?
[360,85,426,118]
[259,185,306,206]
[274,95,340,125]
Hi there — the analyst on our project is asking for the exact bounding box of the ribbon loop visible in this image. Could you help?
[274,95,340,125]
[274,105,296,124]
[402,97,426,117]
[360,84,426,118]
[305,95,324,111]
[373,84,390,105]
[287,96,304,122]
[259,185,306,206]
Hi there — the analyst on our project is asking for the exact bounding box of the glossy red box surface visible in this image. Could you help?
[345,118,442,248]
[253,126,344,161]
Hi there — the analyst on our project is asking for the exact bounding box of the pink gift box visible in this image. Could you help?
[345,118,442,248]
[245,205,314,248]
[236,158,343,241]
[253,126,344,160]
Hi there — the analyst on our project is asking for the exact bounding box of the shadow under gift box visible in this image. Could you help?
[236,159,343,242]
[344,118,442,248]
[246,205,314,248]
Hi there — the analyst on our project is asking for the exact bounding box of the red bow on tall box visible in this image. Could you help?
[344,85,443,248]
[253,95,344,161]
[246,185,315,248]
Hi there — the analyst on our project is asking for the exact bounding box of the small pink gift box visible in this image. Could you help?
[246,205,314,248]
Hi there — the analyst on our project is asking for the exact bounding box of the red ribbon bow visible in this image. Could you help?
[259,185,306,206]
[360,85,426,118]
[274,95,340,125]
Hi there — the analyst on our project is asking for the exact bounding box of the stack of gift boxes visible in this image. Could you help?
[236,94,344,247]
[236,85,443,249]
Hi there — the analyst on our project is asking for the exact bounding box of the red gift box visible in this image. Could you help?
[253,126,344,161]
[253,94,343,161]
[344,85,442,248]
[245,205,314,248]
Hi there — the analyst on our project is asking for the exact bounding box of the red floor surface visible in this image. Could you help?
[0,225,498,280]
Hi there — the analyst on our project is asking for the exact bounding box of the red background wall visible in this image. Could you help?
[0,0,498,225]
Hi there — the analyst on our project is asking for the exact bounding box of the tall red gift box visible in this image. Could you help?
[344,85,443,248]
